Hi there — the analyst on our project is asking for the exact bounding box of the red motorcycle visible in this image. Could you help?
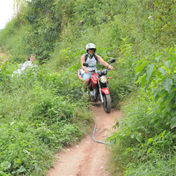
[78,59,115,113]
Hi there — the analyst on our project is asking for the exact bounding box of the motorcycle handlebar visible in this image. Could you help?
[89,67,111,72]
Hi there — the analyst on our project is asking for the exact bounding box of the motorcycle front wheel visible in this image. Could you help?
[102,94,111,113]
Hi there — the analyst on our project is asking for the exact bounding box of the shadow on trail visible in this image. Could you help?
[48,105,122,176]
[90,102,101,107]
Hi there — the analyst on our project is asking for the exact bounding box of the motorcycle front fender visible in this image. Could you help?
[101,88,110,94]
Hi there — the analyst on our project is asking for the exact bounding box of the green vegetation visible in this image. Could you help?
[0,58,93,175]
[0,0,176,175]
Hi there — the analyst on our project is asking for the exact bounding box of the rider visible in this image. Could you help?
[81,43,114,90]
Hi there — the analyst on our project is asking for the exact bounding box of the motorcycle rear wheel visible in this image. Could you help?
[102,94,111,113]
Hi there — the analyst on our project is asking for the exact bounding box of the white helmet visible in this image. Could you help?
[85,43,96,53]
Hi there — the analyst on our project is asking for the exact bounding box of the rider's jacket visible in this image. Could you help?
[81,55,97,75]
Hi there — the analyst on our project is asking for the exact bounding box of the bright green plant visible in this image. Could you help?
[106,90,176,175]
[136,47,176,129]
[106,48,176,175]
[109,39,137,106]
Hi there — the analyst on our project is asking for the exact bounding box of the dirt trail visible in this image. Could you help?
[48,103,122,176]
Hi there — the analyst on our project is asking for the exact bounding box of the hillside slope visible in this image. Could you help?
[0,0,176,175]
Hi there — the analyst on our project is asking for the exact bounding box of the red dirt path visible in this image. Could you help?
[48,103,122,176]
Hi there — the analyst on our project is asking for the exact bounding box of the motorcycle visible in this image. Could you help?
[79,59,115,113]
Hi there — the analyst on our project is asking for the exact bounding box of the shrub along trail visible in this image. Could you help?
[48,103,122,176]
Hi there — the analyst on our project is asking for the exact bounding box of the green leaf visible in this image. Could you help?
[170,116,176,129]
[134,58,147,65]
[164,60,171,68]
[110,138,116,145]
[131,133,136,139]
[1,161,11,170]
[105,132,118,142]
[141,74,147,87]
[158,67,165,76]
[155,89,167,102]
[159,89,167,97]
[166,57,174,62]
[163,77,173,92]
[17,166,26,173]
[167,99,174,112]
[154,85,162,97]
[136,133,143,143]
[155,54,162,62]
[164,91,175,107]
[169,47,173,53]
[155,53,163,58]
[147,148,153,154]
[135,62,148,74]
[0,172,5,175]
[172,75,176,85]
[146,64,154,81]
[124,147,131,154]
[159,130,166,138]
[147,137,154,145]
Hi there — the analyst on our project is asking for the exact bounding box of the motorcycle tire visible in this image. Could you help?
[102,94,111,113]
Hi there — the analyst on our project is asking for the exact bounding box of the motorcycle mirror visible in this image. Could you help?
[110,59,116,63]
[83,62,89,67]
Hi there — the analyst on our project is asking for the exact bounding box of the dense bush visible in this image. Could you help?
[0,58,93,175]
[107,93,176,175]
[107,49,176,175]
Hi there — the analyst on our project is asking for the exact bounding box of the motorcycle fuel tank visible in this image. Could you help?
[91,73,98,89]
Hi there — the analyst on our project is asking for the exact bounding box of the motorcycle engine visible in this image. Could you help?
[89,89,97,101]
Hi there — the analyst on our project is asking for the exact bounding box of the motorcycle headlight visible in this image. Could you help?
[100,76,107,83]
